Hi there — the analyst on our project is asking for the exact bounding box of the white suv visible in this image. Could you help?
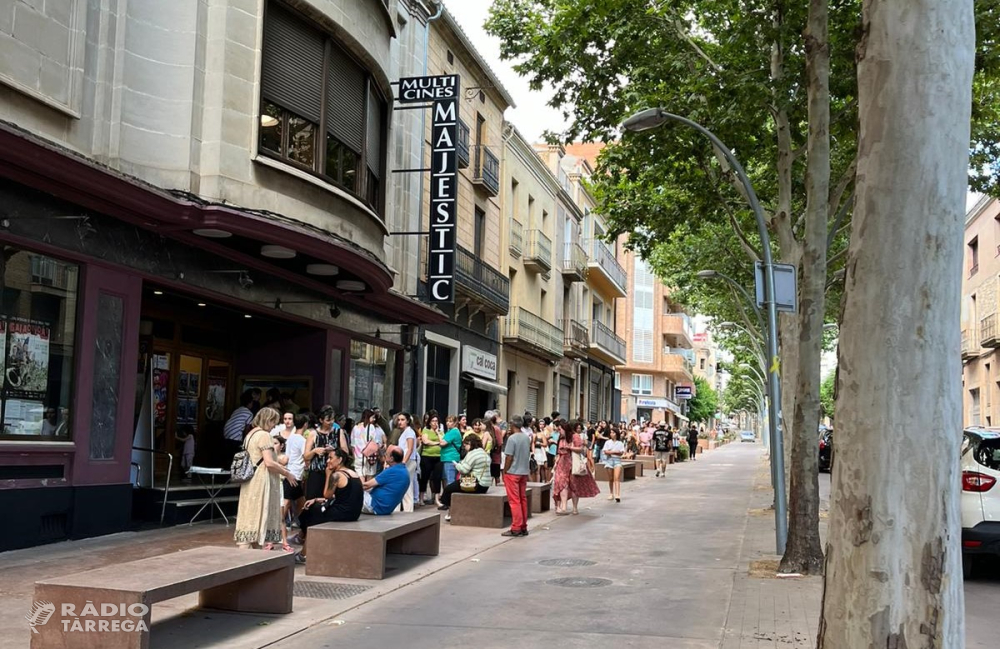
[961,427,1000,578]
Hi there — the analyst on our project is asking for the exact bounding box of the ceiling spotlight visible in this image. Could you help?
[335,280,365,292]
[261,245,296,259]
[238,271,253,289]
[153,290,164,295]
[328,303,341,319]
[192,228,233,239]
[244,314,252,319]
[197,302,206,307]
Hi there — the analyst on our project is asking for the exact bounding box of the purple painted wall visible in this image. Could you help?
[234,329,334,411]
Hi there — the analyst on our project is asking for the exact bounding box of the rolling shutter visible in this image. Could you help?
[326,44,366,153]
[261,5,324,124]
[366,89,385,178]
[526,379,540,417]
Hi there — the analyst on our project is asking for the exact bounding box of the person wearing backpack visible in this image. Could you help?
[234,407,299,550]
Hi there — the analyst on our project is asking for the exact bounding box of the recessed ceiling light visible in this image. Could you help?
[153,290,163,295]
[261,245,296,259]
[336,280,366,292]
[244,314,252,319]
[192,228,233,238]
[306,263,340,276]
[197,302,206,307]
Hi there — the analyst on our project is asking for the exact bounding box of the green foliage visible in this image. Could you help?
[819,371,836,421]
[687,375,718,423]
[676,443,690,461]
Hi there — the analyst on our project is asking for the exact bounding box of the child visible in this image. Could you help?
[176,424,196,480]
[271,435,293,553]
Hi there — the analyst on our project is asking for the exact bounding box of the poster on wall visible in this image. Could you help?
[153,354,170,426]
[206,378,227,422]
[3,398,44,435]
[4,318,50,401]
[0,319,7,383]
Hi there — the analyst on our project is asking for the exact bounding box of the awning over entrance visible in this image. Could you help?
[463,373,508,395]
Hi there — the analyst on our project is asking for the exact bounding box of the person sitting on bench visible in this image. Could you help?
[361,445,409,515]
[294,447,363,564]
[437,435,491,520]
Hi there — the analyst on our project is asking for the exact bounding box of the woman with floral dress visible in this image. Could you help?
[234,407,298,549]
[552,420,599,515]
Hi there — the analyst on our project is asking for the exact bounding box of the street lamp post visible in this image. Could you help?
[623,107,787,554]
[696,269,766,334]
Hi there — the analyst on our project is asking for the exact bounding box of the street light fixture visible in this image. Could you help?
[696,269,766,333]
[624,107,787,554]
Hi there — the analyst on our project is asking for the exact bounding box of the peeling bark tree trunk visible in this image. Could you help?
[780,0,829,576]
[818,0,973,644]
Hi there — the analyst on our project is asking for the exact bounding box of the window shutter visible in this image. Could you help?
[261,5,324,124]
[526,379,540,417]
[366,91,385,177]
[325,44,366,153]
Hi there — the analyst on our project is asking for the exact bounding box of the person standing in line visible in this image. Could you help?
[419,413,444,505]
[652,423,672,477]
[440,415,464,486]
[485,410,504,486]
[552,420,600,515]
[394,412,419,512]
[280,413,307,533]
[502,415,531,537]
[687,425,700,461]
[352,409,385,480]
[234,407,298,550]
[222,390,255,467]
[602,427,625,502]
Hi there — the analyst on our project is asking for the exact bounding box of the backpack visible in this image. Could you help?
[231,430,265,483]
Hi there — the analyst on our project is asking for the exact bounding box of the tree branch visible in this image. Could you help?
[828,155,858,220]
[826,246,847,268]
[826,188,854,255]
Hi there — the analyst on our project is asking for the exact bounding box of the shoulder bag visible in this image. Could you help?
[231,430,265,483]
[571,449,589,476]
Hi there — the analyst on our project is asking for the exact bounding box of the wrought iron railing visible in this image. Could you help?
[586,238,627,293]
[455,245,509,314]
[563,318,590,354]
[473,145,500,195]
[503,307,564,358]
[982,313,998,346]
[509,220,523,258]
[457,119,470,169]
[589,319,626,362]
[562,241,588,279]
[524,229,552,271]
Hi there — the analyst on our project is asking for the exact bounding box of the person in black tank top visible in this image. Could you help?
[296,448,363,564]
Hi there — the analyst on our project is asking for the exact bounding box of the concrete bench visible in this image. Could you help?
[627,460,645,477]
[526,481,551,513]
[594,462,638,482]
[306,510,441,580]
[31,546,293,649]
[635,456,657,473]
[450,487,533,528]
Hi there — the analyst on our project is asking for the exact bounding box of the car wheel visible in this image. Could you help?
[963,553,975,580]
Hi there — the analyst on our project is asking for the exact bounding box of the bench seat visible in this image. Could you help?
[306,510,441,580]
[526,482,551,513]
[450,487,533,528]
[31,546,293,649]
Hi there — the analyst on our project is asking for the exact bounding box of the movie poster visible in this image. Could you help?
[206,378,226,422]
[5,318,50,401]
[153,354,170,426]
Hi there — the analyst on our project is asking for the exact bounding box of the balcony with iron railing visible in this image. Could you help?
[586,238,627,298]
[563,318,589,358]
[588,319,626,365]
[457,119,470,169]
[982,313,1000,348]
[509,219,523,258]
[523,229,552,272]
[455,245,510,315]
[502,307,564,361]
[561,241,588,282]
[663,313,694,348]
[962,329,977,360]
[473,145,500,196]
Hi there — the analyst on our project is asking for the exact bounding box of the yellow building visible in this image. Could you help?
[961,196,1000,427]
[500,127,563,417]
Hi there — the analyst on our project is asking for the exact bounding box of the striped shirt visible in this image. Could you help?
[223,406,253,442]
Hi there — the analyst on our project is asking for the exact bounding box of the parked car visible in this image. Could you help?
[961,427,1000,578]
[818,429,834,472]
[740,430,756,443]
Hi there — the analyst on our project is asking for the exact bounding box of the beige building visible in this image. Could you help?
[500,128,562,417]
[961,196,1000,427]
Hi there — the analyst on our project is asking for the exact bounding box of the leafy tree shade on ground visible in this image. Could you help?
[686,376,718,425]
[486,0,1000,577]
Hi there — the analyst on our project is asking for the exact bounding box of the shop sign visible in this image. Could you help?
[675,385,694,400]
[397,74,460,303]
[462,346,497,381]
[636,397,681,414]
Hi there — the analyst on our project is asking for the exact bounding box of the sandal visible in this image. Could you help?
[262,543,275,551]
[281,544,294,553]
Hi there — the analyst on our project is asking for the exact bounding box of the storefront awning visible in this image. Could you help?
[463,374,508,395]
[676,413,690,422]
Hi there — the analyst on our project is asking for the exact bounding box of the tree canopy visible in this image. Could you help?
[687,375,719,424]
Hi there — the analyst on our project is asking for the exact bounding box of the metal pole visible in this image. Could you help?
[654,111,787,554]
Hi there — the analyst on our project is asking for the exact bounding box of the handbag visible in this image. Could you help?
[362,426,380,466]
[459,474,479,492]
[231,431,265,483]
[571,450,589,476]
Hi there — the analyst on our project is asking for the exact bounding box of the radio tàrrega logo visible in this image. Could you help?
[25,601,56,634]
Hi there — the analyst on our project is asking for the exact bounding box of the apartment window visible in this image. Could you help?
[632,374,653,396]
[969,237,979,276]
[633,257,655,363]
[259,2,386,212]
[971,387,982,426]
[614,372,621,390]
[700,357,706,370]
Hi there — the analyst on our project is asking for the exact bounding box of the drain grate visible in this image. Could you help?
[294,581,372,600]
[546,576,612,588]
[538,558,598,567]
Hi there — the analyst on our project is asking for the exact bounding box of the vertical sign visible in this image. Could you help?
[398,74,460,303]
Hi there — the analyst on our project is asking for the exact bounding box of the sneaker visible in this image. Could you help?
[501,530,521,537]
[520,529,529,536]
[437,505,449,511]
[294,554,306,565]
[654,471,660,477]
[445,514,451,522]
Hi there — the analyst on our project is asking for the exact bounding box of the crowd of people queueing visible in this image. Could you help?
[225,390,708,565]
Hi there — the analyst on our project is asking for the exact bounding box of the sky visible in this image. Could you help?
[443,1,568,142]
